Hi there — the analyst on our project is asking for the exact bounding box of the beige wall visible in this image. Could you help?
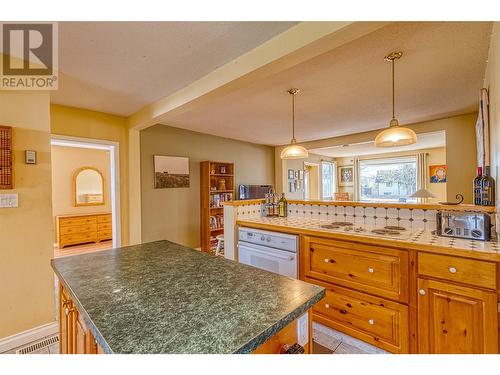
[50,105,130,245]
[51,146,111,240]
[484,22,500,207]
[140,124,275,247]
[275,113,477,203]
[0,92,55,339]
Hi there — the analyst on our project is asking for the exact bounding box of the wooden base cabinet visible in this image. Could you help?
[59,284,101,354]
[417,278,498,353]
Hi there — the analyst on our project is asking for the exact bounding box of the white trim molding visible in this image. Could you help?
[0,321,58,353]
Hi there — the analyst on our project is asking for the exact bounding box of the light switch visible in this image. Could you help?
[297,311,309,347]
[0,193,18,208]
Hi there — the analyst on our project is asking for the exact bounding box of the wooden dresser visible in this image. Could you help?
[56,213,112,248]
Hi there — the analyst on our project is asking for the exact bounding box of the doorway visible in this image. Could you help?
[304,162,320,200]
[50,135,121,257]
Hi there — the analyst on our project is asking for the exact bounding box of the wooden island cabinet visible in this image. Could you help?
[299,235,500,354]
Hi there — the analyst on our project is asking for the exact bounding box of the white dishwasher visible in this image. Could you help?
[238,227,298,278]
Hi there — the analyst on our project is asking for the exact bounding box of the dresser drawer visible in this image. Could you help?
[303,236,408,302]
[59,216,97,227]
[310,281,409,353]
[97,214,112,224]
[418,252,496,290]
[97,222,112,231]
[60,232,97,247]
[59,223,97,236]
[98,230,112,241]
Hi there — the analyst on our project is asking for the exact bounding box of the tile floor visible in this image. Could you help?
[312,322,388,354]
[53,240,113,258]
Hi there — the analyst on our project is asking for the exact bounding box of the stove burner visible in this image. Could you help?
[320,224,340,229]
[384,226,406,231]
[371,229,401,236]
[331,222,353,226]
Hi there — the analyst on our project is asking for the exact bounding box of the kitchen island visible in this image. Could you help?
[51,240,324,354]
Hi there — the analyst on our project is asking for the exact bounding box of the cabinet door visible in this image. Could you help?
[417,278,498,353]
[59,286,74,354]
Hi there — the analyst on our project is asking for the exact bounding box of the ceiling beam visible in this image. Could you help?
[128,21,390,130]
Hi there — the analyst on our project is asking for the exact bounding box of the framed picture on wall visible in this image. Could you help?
[429,164,447,183]
[288,169,294,180]
[338,165,354,187]
[289,181,296,193]
[298,170,304,180]
[154,155,190,188]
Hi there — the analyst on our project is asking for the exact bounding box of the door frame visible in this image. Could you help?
[50,134,122,248]
[303,161,321,200]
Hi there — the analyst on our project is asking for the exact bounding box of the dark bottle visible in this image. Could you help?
[473,166,483,205]
[481,166,495,206]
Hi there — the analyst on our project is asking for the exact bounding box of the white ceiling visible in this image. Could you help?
[51,22,297,116]
[309,130,446,158]
[158,22,492,145]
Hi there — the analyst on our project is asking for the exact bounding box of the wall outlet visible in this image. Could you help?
[0,193,18,208]
[296,311,309,347]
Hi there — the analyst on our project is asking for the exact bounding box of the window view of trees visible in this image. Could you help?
[359,157,417,202]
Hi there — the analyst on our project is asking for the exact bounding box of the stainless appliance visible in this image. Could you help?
[436,211,491,241]
[238,184,273,200]
[238,227,298,278]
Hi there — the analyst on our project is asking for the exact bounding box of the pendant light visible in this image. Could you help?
[374,51,417,147]
[280,88,309,159]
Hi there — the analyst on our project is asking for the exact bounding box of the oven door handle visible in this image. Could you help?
[239,245,295,261]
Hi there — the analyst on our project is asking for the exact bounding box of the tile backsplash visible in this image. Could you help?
[233,201,496,237]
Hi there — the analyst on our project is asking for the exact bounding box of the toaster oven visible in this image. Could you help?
[436,211,491,241]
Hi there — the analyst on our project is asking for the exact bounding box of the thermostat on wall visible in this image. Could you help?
[25,150,36,164]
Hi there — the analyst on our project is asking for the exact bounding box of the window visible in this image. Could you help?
[321,162,335,200]
[359,156,417,202]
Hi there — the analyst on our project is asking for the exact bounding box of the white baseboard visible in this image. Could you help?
[0,321,58,354]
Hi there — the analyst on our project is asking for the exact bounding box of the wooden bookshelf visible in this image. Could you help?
[0,126,13,189]
[200,161,234,253]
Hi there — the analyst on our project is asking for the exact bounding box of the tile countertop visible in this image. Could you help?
[237,217,500,262]
[51,240,324,354]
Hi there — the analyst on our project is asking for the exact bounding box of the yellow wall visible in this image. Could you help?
[50,105,130,245]
[140,124,275,247]
[0,92,55,339]
[484,22,500,207]
[51,146,111,241]
[275,113,477,203]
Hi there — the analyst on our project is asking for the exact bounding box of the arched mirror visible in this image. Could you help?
[73,167,104,206]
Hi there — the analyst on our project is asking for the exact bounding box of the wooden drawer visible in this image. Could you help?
[97,222,112,231]
[309,280,409,353]
[97,214,112,224]
[60,232,97,247]
[59,223,97,236]
[418,252,496,290]
[303,236,408,302]
[59,216,97,227]
[98,230,112,241]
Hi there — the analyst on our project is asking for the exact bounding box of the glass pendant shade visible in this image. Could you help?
[280,140,309,159]
[281,88,309,159]
[374,119,418,147]
[375,51,417,148]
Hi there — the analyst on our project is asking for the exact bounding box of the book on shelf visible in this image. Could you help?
[210,192,233,208]
[209,214,224,230]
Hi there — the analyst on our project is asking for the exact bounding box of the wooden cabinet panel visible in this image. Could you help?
[417,278,498,353]
[97,214,112,224]
[59,216,97,227]
[97,222,112,231]
[303,236,408,302]
[59,223,98,236]
[418,252,496,290]
[309,279,409,353]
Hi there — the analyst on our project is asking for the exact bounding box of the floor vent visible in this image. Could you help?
[15,335,59,354]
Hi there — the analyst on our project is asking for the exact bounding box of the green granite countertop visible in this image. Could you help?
[51,240,324,354]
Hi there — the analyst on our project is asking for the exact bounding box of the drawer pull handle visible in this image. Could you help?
[368,267,374,273]
[324,258,335,263]
[448,267,457,274]
[368,319,375,325]
[324,303,330,309]
[419,289,426,296]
